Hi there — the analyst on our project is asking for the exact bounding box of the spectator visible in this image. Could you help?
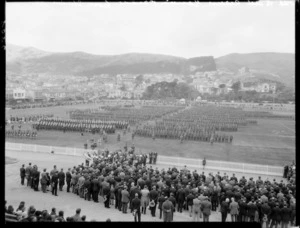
[81,215,86,221]
[71,208,82,222]
[229,197,239,222]
[50,207,57,221]
[220,198,229,222]
[201,196,212,222]
[55,211,65,222]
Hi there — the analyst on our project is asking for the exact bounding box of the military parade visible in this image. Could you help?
[7,114,54,124]
[69,106,185,125]
[34,118,120,134]
[6,129,37,139]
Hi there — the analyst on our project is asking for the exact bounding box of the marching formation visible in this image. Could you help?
[5,130,37,139]
[69,106,185,125]
[33,118,123,134]
[7,114,54,124]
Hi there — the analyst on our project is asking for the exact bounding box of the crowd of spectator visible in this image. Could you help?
[10,145,296,225]
[5,201,90,222]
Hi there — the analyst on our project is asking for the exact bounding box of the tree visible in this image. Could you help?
[231,81,241,94]
[219,84,226,89]
[120,84,127,91]
[135,75,144,85]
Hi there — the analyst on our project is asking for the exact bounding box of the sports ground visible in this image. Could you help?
[5,103,295,221]
[6,103,295,166]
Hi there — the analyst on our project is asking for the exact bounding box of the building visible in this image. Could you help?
[239,67,250,74]
[27,89,45,102]
[13,88,27,100]
[6,89,14,101]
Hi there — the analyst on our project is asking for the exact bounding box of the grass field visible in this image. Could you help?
[5,105,295,167]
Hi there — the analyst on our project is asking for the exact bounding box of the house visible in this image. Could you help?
[239,67,250,74]
[6,89,14,101]
[13,88,27,99]
[27,89,45,101]
[260,83,270,93]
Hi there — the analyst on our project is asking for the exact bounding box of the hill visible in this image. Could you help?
[5,44,216,75]
[215,53,295,87]
[5,44,295,88]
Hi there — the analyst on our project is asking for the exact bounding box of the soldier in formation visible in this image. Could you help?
[35,118,117,134]
[5,130,37,139]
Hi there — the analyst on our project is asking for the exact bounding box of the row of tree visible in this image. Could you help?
[142,81,200,100]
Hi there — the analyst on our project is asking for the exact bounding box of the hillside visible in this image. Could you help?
[5,44,294,88]
[5,44,216,75]
[215,53,295,87]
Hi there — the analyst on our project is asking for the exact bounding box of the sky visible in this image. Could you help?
[6,2,295,58]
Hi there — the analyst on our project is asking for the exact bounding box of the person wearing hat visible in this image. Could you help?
[261,201,271,227]
[158,192,166,219]
[91,176,100,202]
[162,196,174,222]
[141,185,150,214]
[186,191,195,217]
[66,168,72,193]
[132,193,141,222]
[201,196,212,222]
[121,185,130,213]
[269,203,281,228]
[220,198,230,222]
[58,168,65,191]
[229,197,239,222]
[51,171,59,196]
[20,164,26,186]
[238,197,247,222]
[149,185,159,217]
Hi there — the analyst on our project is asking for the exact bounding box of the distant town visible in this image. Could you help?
[6,66,293,105]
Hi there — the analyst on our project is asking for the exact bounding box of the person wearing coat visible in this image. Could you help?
[176,186,185,213]
[103,183,111,208]
[192,196,201,222]
[270,203,281,228]
[186,192,195,217]
[201,196,212,222]
[162,197,174,222]
[140,185,150,214]
[33,167,40,191]
[51,171,59,196]
[78,175,85,198]
[71,172,76,193]
[25,163,33,187]
[149,186,159,217]
[261,201,271,227]
[132,193,141,222]
[158,192,166,219]
[280,203,291,228]
[229,197,239,222]
[220,198,230,222]
[121,186,130,213]
[65,168,72,192]
[91,177,100,202]
[20,164,26,185]
[40,169,48,193]
[168,193,176,220]
[57,169,65,191]
[83,177,92,201]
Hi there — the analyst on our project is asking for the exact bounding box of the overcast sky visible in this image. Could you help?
[6,2,295,58]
